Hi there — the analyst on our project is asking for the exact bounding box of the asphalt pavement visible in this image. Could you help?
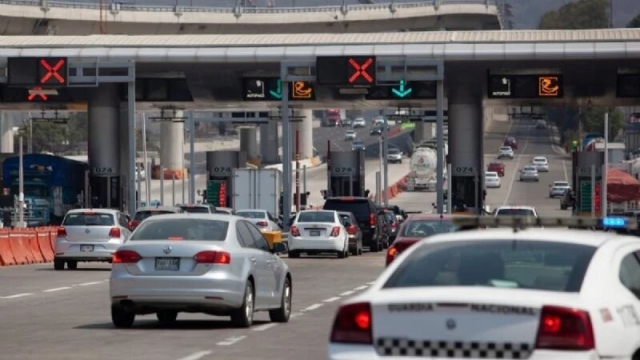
[0,115,571,360]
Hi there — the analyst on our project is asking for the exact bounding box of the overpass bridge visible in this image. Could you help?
[0,0,502,35]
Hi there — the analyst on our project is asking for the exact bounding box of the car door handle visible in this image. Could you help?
[266,259,274,264]
[250,257,257,263]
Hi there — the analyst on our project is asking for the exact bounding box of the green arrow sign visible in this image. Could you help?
[392,80,413,98]
[269,79,282,100]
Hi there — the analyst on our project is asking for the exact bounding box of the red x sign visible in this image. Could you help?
[27,87,47,101]
[348,57,375,84]
[39,58,66,85]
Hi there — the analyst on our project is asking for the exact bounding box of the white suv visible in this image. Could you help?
[497,146,514,159]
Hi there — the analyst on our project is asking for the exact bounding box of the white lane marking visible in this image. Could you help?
[290,312,303,319]
[353,285,368,291]
[78,281,103,286]
[302,303,324,312]
[502,124,531,206]
[252,323,278,332]
[340,290,355,296]
[43,287,71,293]
[323,297,341,303]
[177,351,212,360]
[216,336,246,346]
[2,293,33,299]
[367,281,376,285]
[562,160,569,182]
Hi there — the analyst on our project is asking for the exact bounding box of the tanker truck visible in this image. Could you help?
[405,147,440,192]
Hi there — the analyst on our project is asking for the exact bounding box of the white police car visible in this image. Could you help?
[328,216,640,360]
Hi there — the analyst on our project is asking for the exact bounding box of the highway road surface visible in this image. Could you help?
[0,115,570,360]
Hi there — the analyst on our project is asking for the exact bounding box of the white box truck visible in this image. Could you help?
[232,168,282,216]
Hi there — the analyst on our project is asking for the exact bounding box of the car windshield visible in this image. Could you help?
[496,208,536,217]
[130,219,229,241]
[383,240,596,292]
[486,173,498,178]
[134,210,177,221]
[63,213,115,226]
[554,182,569,187]
[400,220,459,237]
[346,130,355,134]
[489,163,503,167]
[297,211,335,223]
[180,206,210,213]
[384,212,395,222]
[388,149,400,154]
[353,141,363,145]
[236,211,265,219]
[500,147,512,151]
[534,158,546,163]
[524,167,536,172]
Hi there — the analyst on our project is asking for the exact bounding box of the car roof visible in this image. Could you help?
[488,162,504,165]
[405,213,471,221]
[67,208,119,215]
[485,171,498,175]
[534,156,547,160]
[139,213,236,222]
[420,227,616,248]
[179,204,209,208]
[135,206,182,212]
[496,205,536,210]
[236,209,267,212]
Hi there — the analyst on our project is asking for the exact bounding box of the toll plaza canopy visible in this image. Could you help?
[607,169,640,203]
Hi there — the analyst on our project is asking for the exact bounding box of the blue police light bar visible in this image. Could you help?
[601,217,628,228]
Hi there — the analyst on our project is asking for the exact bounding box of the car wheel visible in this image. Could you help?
[370,239,380,253]
[111,305,135,328]
[53,258,65,270]
[288,251,300,258]
[269,276,292,323]
[561,205,567,210]
[156,311,178,324]
[231,281,254,328]
[67,260,78,270]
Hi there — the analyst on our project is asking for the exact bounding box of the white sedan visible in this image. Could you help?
[288,210,350,259]
[328,216,640,360]
[532,156,549,172]
[497,146,514,159]
[485,171,501,188]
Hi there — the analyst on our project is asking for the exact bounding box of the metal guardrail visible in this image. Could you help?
[0,0,503,15]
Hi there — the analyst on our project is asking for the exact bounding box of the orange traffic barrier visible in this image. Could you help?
[37,229,54,262]
[9,232,33,264]
[0,230,15,266]
[24,230,45,263]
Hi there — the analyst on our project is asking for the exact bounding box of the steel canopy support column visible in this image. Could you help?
[0,113,13,153]
[127,77,136,216]
[239,127,259,162]
[260,121,279,164]
[291,110,313,159]
[436,79,445,214]
[160,111,185,179]
[447,66,483,214]
[414,121,430,145]
[281,83,291,231]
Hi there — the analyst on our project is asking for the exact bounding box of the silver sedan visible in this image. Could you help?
[109,213,291,328]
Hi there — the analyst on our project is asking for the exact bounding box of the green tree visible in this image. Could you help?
[13,112,88,154]
[538,0,609,29]
[583,107,625,140]
[628,14,640,27]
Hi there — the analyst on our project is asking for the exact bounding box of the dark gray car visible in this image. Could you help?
[337,211,363,256]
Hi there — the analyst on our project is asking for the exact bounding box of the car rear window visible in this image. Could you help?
[384,240,596,292]
[297,211,335,223]
[324,199,371,220]
[130,219,229,241]
[63,213,114,226]
[237,211,265,219]
[134,210,177,221]
[524,167,536,171]
[180,206,210,213]
[500,147,511,151]
[400,220,458,237]
[496,208,536,217]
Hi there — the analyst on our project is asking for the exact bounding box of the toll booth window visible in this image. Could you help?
[451,177,477,209]
[297,211,335,223]
[63,213,115,226]
[130,219,229,241]
[134,210,175,221]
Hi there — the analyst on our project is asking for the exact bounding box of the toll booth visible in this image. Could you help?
[89,175,120,209]
[450,175,482,214]
[573,151,604,216]
[205,150,247,207]
[326,151,366,197]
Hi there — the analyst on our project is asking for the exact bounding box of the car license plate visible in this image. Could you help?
[310,230,321,236]
[155,257,180,271]
[80,245,94,252]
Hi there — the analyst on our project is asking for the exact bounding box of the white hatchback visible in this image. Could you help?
[288,210,350,259]
[532,156,549,172]
[485,171,501,188]
[497,146,514,159]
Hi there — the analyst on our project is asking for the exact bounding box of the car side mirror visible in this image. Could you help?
[272,242,287,254]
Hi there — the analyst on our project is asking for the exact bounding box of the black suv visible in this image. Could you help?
[323,197,384,252]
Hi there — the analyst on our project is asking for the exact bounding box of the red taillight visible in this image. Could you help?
[128,220,140,230]
[112,250,141,264]
[256,221,268,227]
[369,213,376,226]
[535,306,594,350]
[391,222,397,228]
[290,225,301,237]
[330,226,341,237]
[109,227,121,238]
[57,227,67,237]
[347,225,357,235]
[194,250,230,264]
[385,246,398,266]
[330,302,372,344]
[393,239,418,253]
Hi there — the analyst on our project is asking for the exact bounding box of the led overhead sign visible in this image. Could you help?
[316,56,377,86]
[7,57,68,88]
[242,78,315,101]
[487,74,563,99]
[365,81,436,100]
